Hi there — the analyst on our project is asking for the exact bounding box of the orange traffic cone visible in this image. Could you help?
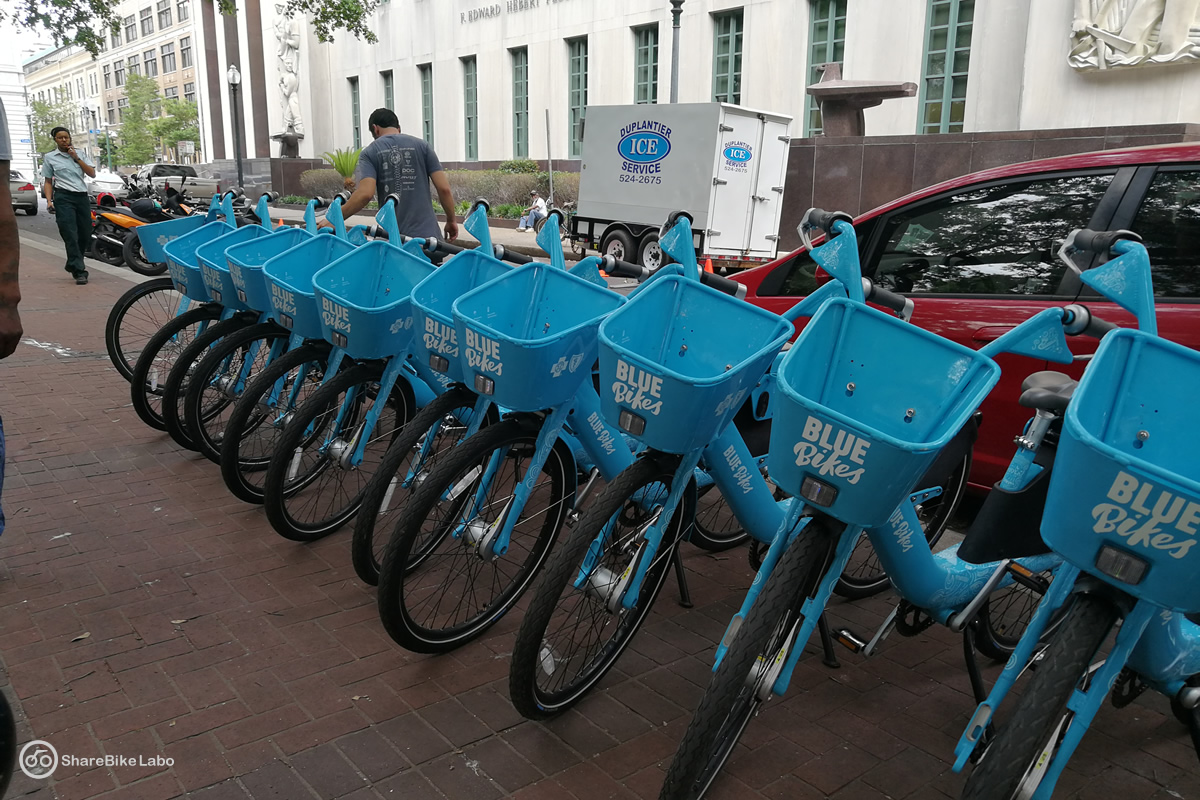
[704,258,714,274]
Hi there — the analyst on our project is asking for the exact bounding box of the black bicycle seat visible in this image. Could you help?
[1019,371,1077,413]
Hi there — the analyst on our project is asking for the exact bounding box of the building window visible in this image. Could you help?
[77,78,85,97]
[157,0,172,28]
[349,76,361,149]
[140,7,154,36]
[805,0,847,135]
[712,8,744,103]
[419,63,434,145]
[114,61,125,86]
[567,36,588,159]
[180,37,192,68]
[381,69,394,110]
[118,96,129,122]
[177,0,189,21]
[107,101,115,125]
[462,57,478,161]
[511,47,528,159]
[90,73,98,94]
[184,81,195,101]
[634,24,658,104]
[127,54,140,78]
[164,85,178,100]
[124,15,137,43]
[144,49,158,77]
[111,30,122,49]
[920,0,974,134]
[161,43,176,73]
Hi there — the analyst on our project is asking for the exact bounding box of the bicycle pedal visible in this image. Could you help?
[1005,562,1050,594]
[833,628,866,654]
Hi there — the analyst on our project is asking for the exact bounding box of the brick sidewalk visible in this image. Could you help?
[0,233,1196,800]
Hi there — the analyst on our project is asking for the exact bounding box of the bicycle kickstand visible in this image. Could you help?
[817,614,841,669]
[672,548,694,609]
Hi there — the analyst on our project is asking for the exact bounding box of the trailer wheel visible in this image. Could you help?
[637,233,664,272]
[601,229,635,262]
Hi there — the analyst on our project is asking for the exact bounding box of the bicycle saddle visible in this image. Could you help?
[1019,370,1076,413]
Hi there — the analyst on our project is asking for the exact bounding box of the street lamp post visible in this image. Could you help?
[670,0,684,103]
[227,64,244,191]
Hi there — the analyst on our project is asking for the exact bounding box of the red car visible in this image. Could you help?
[737,143,1200,490]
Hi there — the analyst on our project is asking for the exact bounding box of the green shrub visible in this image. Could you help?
[322,147,362,178]
[498,159,540,174]
[279,194,309,205]
[437,169,581,210]
[300,169,345,197]
[492,203,525,219]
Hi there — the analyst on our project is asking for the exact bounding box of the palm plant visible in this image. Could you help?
[322,147,362,188]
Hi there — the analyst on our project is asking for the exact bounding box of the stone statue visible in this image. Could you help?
[274,6,305,136]
[1071,0,1200,69]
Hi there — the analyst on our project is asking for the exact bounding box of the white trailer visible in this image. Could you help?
[570,102,793,270]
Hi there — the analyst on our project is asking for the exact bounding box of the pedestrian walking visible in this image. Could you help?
[41,126,96,285]
[319,108,458,246]
[516,190,548,232]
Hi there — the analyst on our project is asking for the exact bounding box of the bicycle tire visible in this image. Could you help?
[218,342,330,504]
[509,452,690,720]
[376,416,573,653]
[105,278,181,381]
[974,566,1068,663]
[128,305,222,431]
[351,385,481,586]
[262,362,413,542]
[123,229,168,276]
[833,451,970,599]
[162,313,257,450]
[689,483,750,552]
[184,322,290,464]
[659,520,839,800]
[961,593,1117,800]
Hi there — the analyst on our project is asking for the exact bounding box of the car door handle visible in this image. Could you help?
[972,325,1014,343]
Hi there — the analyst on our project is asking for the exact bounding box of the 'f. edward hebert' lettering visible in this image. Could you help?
[792,416,869,484]
[1090,470,1200,559]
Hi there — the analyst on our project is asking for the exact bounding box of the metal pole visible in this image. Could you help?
[232,85,245,190]
[545,107,553,203]
[670,0,684,103]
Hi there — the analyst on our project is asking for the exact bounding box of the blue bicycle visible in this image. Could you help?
[953,229,1200,800]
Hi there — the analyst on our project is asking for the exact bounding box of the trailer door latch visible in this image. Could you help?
[713,178,728,186]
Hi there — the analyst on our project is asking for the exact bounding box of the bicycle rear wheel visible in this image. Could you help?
[659,520,839,800]
[184,322,290,464]
[509,452,690,720]
[376,416,573,653]
[162,313,257,450]
[129,305,222,431]
[219,342,331,504]
[262,361,413,541]
[105,278,181,381]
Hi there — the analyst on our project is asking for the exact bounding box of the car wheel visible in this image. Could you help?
[25,206,37,216]
[601,229,636,262]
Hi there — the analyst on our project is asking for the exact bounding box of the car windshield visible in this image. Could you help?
[154,165,196,177]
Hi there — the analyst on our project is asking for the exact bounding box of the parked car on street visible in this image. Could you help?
[736,142,1200,490]
[134,164,222,198]
[8,170,38,215]
[85,170,130,201]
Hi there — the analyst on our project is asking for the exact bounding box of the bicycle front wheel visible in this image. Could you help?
[262,361,413,542]
[376,416,573,653]
[129,305,222,431]
[659,520,839,800]
[510,452,689,720]
[961,593,1117,800]
[105,277,181,381]
[162,313,257,450]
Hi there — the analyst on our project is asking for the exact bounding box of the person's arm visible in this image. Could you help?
[0,161,24,359]
[318,176,376,228]
[70,147,96,178]
[42,160,54,212]
[431,170,458,241]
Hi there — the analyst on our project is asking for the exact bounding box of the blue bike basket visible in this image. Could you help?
[225,227,313,314]
[263,234,356,340]
[1043,328,1200,612]
[770,298,1000,528]
[412,249,513,385]
[312,241,436,361]
[597,276,793,455]
[197,226,272,310]
[452,263,625,411]
[137,214,209,263]
[163,220,235,300]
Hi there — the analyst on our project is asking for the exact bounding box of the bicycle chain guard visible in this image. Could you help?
[895,600,936,637]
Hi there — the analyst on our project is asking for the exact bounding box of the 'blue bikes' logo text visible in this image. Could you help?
[617,121,672,175]
[722,140,754,173]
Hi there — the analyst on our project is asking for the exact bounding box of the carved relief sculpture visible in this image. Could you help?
[1071,0,1200,69]
[274,6,305,135]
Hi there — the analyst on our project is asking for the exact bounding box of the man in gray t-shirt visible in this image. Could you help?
[319,107,458,243]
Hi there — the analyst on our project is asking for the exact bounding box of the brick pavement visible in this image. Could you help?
[0,230,1197,799]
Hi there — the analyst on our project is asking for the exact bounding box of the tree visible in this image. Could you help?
[150,99,200,156]
[97,131,117,170]
[30,95,81,155]
[116,72,160,167]
[2,0,377,58]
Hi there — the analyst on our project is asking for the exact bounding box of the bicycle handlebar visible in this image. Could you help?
[259,191,280,202]
[599,255,649,282]
[1062,303,1119,339]
[701,270,748,299]
[863,279,915,321]
[363,225,533,266]
[1067,228,1142,256]
[800,208,853,238]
